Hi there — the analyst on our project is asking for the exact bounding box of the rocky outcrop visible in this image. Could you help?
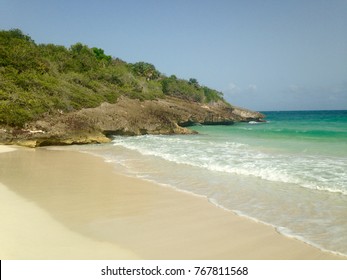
[0,96,264,147]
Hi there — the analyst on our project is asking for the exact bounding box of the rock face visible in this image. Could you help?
[0,97,264,147]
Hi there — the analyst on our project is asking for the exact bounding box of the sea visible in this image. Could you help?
[74,110,347,257]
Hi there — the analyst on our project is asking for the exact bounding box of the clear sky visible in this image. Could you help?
[1,0,346,111]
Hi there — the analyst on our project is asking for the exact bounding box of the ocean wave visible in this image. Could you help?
[111,136,347,195]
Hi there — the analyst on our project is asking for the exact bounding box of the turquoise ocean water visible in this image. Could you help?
[77,110,347,256]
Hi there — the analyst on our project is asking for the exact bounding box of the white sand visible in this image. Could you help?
[0,146,345,259]
[0,182,137,259]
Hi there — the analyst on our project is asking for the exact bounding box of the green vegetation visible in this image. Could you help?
[0,29,226,127]
[161,76,223,103]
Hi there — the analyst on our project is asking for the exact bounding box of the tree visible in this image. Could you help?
[131,62,160,81]
[188,78,200,89]
[69,43,97,72]
[161,76,204,102]
[92,47,111,62]
[70,42,88,54]
[7,28,34,43]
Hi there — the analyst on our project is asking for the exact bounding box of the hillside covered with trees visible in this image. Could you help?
[0,29,225,128]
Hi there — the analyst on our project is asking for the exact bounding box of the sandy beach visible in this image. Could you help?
[0,145,345,260]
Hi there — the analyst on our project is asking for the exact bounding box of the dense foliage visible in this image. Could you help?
[0,29,226,127]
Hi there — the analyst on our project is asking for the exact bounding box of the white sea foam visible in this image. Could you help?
[0,145,16,153]
[111,135,347,195]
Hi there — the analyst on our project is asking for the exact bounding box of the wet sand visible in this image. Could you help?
[0,145,345,259]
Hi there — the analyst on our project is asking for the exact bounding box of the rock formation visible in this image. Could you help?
[0,96,264,147]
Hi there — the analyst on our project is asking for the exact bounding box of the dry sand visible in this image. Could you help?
[0,145,345,259]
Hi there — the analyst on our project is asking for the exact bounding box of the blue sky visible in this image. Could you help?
[1,0,346,110]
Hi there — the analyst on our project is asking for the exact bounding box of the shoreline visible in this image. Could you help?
[0,145,345,260]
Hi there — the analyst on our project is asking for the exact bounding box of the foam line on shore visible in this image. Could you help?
[0,145,17,153]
